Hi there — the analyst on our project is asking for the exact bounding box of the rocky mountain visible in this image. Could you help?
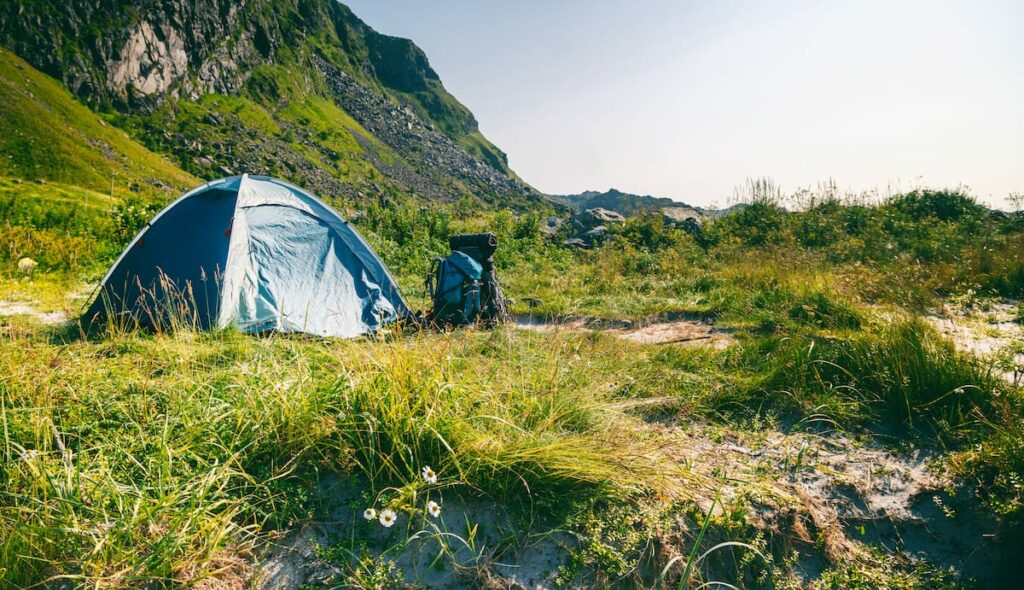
[0,0,540,206]
[551,188,743,218]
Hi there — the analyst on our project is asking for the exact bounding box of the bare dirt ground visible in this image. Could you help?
[515,313,737,349]
[0,299,67,325]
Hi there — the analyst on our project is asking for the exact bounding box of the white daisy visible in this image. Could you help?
[363,508,377,521]
[421,465,437,484]
[379,509,397,528]
[426,500,441,518]
[18,449,41,461]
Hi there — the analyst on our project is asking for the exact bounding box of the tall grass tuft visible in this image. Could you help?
[0,323,674,587]
[766,319,1003,434]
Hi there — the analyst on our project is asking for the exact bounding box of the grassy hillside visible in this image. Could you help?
[0,0,534,207]
[0,48,196,195]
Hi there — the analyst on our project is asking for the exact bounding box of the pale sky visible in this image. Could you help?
[344,0,1023,207]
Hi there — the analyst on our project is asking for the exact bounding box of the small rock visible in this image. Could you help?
[522,297,542,308]
[17,257,37,275]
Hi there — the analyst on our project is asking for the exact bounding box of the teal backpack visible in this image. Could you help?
[427,251,483,326]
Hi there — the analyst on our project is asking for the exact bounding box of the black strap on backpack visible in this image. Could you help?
[425,256,442,303]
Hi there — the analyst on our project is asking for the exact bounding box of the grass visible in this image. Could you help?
[0,261,1013,587]
[0,324,681,587]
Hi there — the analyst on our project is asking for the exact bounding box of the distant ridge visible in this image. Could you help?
[549,188,744,218]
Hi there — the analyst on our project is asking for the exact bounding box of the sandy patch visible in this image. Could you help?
[926,301,1022,383]
[646,420,1003,584]
[516,314,736,349]
[258,479,571,590]
[0,300,67,324]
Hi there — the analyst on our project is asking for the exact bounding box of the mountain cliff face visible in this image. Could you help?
[0,0,536,206]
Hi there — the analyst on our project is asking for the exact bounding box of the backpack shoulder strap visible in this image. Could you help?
[425,256,443,299]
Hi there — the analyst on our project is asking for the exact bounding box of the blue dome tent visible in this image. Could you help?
[86,175,410,338]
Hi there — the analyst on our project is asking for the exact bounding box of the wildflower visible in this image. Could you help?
[18,449,41,461]
[378,509,397,528]
[17,257,37,275]
[421,465,437,484]
[427,500,441,518]
[363,508,377,521]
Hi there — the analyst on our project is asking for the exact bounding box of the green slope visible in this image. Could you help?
[0,47,196,196]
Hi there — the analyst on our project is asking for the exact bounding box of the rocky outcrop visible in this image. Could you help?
[314,54,530,202]
[0,0,265,109]
[661,206,704,233]
[110,21,188,98]
[550,188,738,220]
[558,208,626,248]
[571,207,626,231]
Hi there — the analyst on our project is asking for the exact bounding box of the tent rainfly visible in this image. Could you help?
[85,174,410,337]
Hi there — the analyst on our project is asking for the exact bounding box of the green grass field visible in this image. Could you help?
[3,179,1024,588]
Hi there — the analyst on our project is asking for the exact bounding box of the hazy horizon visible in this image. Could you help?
[345,0,1023,208]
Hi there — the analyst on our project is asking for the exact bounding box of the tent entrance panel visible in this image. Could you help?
[238,205,398,338]
[91,188,238,329]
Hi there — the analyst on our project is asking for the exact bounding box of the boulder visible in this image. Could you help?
[564,238,589,249]
[571,207,625,232]
[583,225,609,242]
[540,216,563,237]
[662,207,704,234]
[661,206,704,226]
